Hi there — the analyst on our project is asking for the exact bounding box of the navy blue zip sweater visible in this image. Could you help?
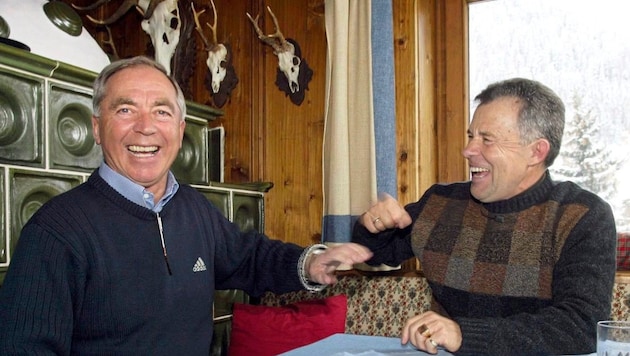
[0,172,304,355]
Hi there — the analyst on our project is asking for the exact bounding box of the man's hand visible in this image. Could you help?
[306,243,373,285]
[401,311,462,354]
[359,193,412,233]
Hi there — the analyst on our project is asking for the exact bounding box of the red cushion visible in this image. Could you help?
[618,233,630,270]
[228,294,347,356]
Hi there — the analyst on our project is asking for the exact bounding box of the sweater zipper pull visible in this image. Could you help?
[157,213,173,275]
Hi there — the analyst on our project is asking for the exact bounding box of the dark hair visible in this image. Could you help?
[474,78,565,167]
[92,56,186,119]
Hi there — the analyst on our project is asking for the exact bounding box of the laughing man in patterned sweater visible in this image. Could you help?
[352,78,616,355]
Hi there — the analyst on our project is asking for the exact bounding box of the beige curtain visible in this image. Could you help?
[323,0,398,271]
[323,0,376,244]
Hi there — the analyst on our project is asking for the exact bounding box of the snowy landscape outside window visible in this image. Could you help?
[469,0,630,233]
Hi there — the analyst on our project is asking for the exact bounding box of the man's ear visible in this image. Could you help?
[530,138,550,165]
[92,116,101,145]
[179,119,186,142]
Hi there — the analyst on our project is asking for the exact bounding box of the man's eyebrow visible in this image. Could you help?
[467,128,495,138]
[108,97,135,110]
[153,98,176,111]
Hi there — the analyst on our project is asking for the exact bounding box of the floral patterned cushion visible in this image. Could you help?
[611,271,630,321]
[261,271,630,335]
[260,275,432,337]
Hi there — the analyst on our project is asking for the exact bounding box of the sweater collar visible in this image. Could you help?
[478,171,554,214]
[97,162,179,213]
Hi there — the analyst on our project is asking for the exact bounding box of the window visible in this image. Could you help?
[468,0,630,232]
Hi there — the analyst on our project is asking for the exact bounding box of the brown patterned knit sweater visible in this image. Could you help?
[352,172,616,355]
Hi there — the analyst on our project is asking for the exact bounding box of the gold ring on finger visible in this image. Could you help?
[417,324,431,338]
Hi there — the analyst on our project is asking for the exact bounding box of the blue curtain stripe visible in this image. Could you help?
[371,0,398,199]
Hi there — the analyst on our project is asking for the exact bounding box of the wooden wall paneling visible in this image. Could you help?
[302,0,327,246]
[393,0,439,208]
[258,0,327,247]
[416,0,438,194]
[201,0,259,185]
[435,0,468,183]
[191,0,327,247]
[249,0,267,184]
[111,12,150,61]
[393,0,420,207]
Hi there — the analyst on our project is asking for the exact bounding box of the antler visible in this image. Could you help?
[73,0,166,26]
[192,2,210,50]
[246,6,291,54]
[206,0,219,45]
[102,25,120,60]
[192,1,219,49]
[71,0,112,11]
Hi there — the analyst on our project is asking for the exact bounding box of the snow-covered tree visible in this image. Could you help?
[550,92,622,203]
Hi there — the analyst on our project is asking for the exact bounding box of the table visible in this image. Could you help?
[279,333,455,356]
[280,333,599,356]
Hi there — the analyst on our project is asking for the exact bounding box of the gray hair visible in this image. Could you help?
[92,56,186,120]
[474,78,565,167]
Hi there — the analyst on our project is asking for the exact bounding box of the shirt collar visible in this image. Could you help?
[98,162,179,213]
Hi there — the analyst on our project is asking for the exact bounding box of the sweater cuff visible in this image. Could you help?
[456,318,492,355]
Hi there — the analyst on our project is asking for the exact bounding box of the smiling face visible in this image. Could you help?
[463,96,549,203]
[92,64,185,201]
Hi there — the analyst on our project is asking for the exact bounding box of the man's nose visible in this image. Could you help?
[462,138,479,158]
[133,112,157,133]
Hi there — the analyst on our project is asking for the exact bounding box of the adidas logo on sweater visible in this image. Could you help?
[193,257,207,272]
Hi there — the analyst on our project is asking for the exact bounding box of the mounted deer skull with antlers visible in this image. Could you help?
[72,0,181,75]
[247,6,313,106]
[192,0,238,108]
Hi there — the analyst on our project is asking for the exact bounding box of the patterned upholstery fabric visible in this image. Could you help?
[260,272,630,339]
[611,271,630,321]
[260,275,432,337]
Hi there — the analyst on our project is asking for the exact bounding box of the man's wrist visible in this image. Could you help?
[298,244,328,292]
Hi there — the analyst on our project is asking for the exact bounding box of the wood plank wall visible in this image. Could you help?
[197,0,330,246]
[62,0,468,249]
[394,0,438,206]
[437,0,469,184]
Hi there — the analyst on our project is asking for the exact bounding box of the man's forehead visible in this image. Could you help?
[108,65,172,88]
[470,101,521,135]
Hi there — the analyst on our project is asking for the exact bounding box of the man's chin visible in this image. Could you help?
[470,186,489,202]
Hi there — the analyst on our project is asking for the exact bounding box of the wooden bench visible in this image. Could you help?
[611,270,630,321]
[260,273,432,337]
[260,271,630,336]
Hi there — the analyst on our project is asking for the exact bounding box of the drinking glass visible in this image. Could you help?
[598,320,630,356]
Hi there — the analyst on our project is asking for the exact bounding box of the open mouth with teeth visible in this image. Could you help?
[128,145,159,155]
[470,166,490,178]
